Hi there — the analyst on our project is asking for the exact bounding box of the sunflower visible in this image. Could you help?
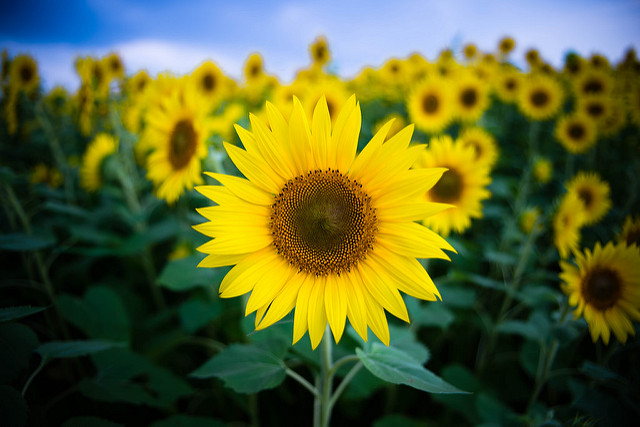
[244,52,265,83]
[462,43,478,61]
[80,133,119,192]
[553,193,585,259]
[562,53,586,79]
[498,36,515,56]
[190,60,226,107]
[9,54,39,93]
[126,70,151,99]
[554,113,598,154]
[520,206,542,235]
[457,127,499,170]
[194,95,454,349]
[143,81,211,204]
[102,52,125,81]
[532,157,553,184]
[525,49,541,68]
[407,76,455,134]
[494,67,522,103]
[300,76,350,126]
[577,95,611,129]
[565,172,611,226]
[415,135,491,236]
[518,73,564,121]
[619,215,640,248]
[30,163,63,189]
[560,242,640,344]
[452,70,490,123]
[573,68,612,97]
[309,36,330,67]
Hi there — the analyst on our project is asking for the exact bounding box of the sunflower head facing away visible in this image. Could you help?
[560,242,640,345]
[194,95,455,349]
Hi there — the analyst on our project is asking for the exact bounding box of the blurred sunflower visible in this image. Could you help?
[573,68,612,97]
[407,76,454,134]
[462,43,477,61]
[577,95,611,129]
[553,193,585,259]
[520,206,542,235]
[416,135,491,236]
[498,36,515,56]
[452,70,489,122]
[562,53,586,79]
[532,157,553,184]
[301,76,350,126]
[518,74,564,121]
[565,172,611,226]
[126,70,151,99]
[80,133,119,192]
[143,82,211,204]
[560,242,640,344]
[619,215,640,248]
[190,60,226,108]
[457,127,499,170]
[373,113,406,141]
[554,113,598,154]
[309,36,330,67]
[494,68,522,103]
[30,163,63,188]
[9,54,39,93]
[244,52,265,83]
[102,52,125,81]
[525,49,541,68]
[194,95,454,349]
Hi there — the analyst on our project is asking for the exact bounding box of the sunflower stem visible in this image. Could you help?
[286,368,320,399]
[315,326,334,427]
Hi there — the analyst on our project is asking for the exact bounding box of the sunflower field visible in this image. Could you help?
[1,36,640,427]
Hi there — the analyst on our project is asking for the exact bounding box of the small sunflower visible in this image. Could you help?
[194,95,454,349]
[309,36,330,67]
[457,127,499,170]
[80,133,119,192]
[407,76,455,134]
[520,206,543,235]
[577,95,611,129]
[525,49,541,68]
[462,43,478,61]
[498,36,515,56]
[565,172,611,226]
[30,163,63,189]
[532,157,553,184]
[9,54,39,93]
[573,68,612,97]
[190,60,226,107]
[103,52,125,81]
[494,67,522,103]
[452,70,490,123]
[244,52,265,83]
[126,70,151,99]
[553,193,586,259]
[619,215,640,248]
[143,81,211,204]
[416,135,492,236]
[554,113,598,154]
[562,53,586,79]
[560,242,640,344]
[518,74,564,121]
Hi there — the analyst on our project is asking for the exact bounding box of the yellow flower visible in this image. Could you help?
[553,193,585,259]
[518,73,564,121]
[102,52,125,82]
[560,242,640,344]
[619,215,640,249]
[309,36,331,67]
[407,76,455,134]
[9,54,39,93]
[494,67,522,104]
[190,60,227,108]
[416,135,492,236]
[373,113,406,141]
[532,157,552,184]
[498,36,515,55]
[194,95,454,349]
[457,127,499,170]
[554,113,598,154]
[520,207,542,234]
[451,70,490,123]
[565,172,611,226]
[30,163,63,188]
[80,133,119,192]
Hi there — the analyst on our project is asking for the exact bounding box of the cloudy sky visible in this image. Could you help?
[2,0,639,91]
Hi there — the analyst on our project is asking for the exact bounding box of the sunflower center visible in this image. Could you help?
[505,78,516,91]
[625,230,640,247]
[460,88,478,108]
[270,169,377,276]
[577,188,594,208]
[530,90,550,108]
[583,79,603,94]
[169,119,197,170]
[202,73,216,92]
[430,169,462,203]
[582,268,622,310]
[568,123,586,140]
[20,64,34,84]
[587,103,604,118]
[314,46,327,62]
[249,64,260,78]
[422,93,439,114]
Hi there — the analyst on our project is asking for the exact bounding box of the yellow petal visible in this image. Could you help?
[361,285,390,346]
[311,95,331,170]
[245,257,294,315]
[307,277,327,349]
[325,274,347,343]
[293,276,314,345]
[218,248,278,297]
[288,97,312,173]
[357,261,409,323]
[349,119,393,180]
[196,232,272,255]
[248,114,296,181]
[257,272,308,331]
[345,272,368,342]
[335,100,361,173]
[223,142,281,194]
[197,253,246,268]
[203,172,273,206]
[377,222,455,259]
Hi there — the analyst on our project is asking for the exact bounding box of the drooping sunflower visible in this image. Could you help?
[560,242,640,344]
[554,113,598,154]
[143,81,211,204]
[619,215,640,248]
[80,133,119,192]
[415,135,492,236]
[9,54,39,93]
[407,76,455,134]
[553,193,586,259]
[194,95,454,349]
[457,127,499,170]
[565,172,611,226]
[451,70,490,123]
[518,73,564,121]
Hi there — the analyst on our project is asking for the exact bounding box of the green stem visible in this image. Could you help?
[21,356,47,397]
[319,327,333,427]
[329,361,363,408]
[286,368,320,399]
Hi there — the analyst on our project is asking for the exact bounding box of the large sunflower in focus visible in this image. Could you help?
[144,81,211,204]
[565,172,611,226]
[194,95,454,349]
[518,74,564,121]
[560,242,640,344]
[415,135,491,236]
[407,76,454,134]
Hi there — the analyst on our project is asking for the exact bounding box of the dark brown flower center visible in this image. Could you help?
[314,45,327,62]
[568,123,586,141]
[422,93,440,114]
[464,140,482,160]
[582,268,622,310]
[583,78,604,94]
[577,187,594,208]
[169,119,197,170]
[430,169,462,203]
[202,73,216,92]
[530,89,550,108]
[270,169,377,276]
[460,88,478,108]
[505,78,517,91]
[586,102,604,118]
[19,63,34,84]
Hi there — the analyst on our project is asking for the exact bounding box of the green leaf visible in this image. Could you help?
[496,320,540,341]
[0,233,55,251]
[58,286,131,342]
[388,324,430,364]
[157,255,229,292]
[0,385,28,427]
[178,298,222,333]
[0,305,47,322]
[190,344,286,394]
[150,415,227,427]
[0,323,39,383]
[36,340,121,361]
[356,343,468,394]
[484,250,517,266]
[415,302,455,330]
[61,417,124,427]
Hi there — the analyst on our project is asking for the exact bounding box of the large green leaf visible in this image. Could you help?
[0,305,47,322]
[356,343,467,394]
[36,340,121,361]
[190,344,286,393]
[157,255,229,292]
[0,233,55,251]
[178,297,222,333]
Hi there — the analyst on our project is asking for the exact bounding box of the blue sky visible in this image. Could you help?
[2,0,639,90]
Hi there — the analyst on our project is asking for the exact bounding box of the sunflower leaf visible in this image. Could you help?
[0,305,47,322]
[356,343,468,394]
[190,344,286,394]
